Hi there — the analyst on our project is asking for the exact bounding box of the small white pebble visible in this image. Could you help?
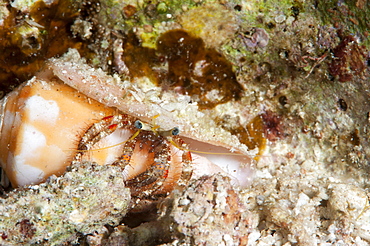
[179,198,191,206]
[256,195,265,205]
[223,234,233,245]
[286,16,295,25]
[275,14,286,23]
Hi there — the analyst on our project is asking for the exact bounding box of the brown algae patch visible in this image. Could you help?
[118,29,243,109]
[0,0,88,96]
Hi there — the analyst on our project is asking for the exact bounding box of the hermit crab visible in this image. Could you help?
[0,49,253,198]
[74,114,193,198]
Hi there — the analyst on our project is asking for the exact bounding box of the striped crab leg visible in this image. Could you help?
[125,131,172,198]
[77,114,137,151]
[125,130,194,198]
[74,114,138,162]
[172,136,193,186]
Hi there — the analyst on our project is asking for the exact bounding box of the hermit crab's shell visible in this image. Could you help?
[0,78,116,187]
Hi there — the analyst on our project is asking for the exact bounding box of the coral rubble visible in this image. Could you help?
[0,162,130,245]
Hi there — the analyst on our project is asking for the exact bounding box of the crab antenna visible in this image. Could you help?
[73,129,142,153]
[76,116,255,158]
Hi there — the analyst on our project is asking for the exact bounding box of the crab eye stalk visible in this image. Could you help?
[171,127,180,136]
[134,120,143,129]
[157,127,180,137]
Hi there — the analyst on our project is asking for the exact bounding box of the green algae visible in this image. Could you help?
[317,0,370,46]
